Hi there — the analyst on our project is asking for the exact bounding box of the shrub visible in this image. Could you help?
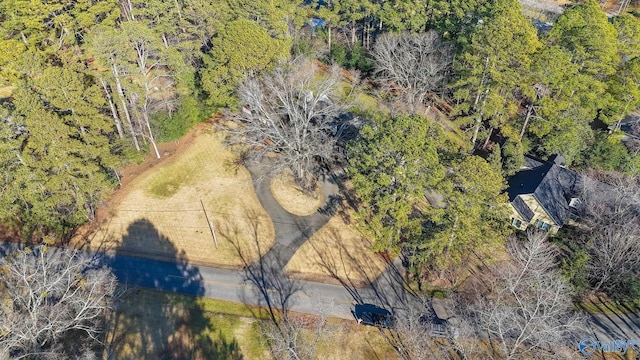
[154,96,209,142]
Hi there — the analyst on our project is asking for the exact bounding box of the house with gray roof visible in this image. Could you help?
[507,155,582,233]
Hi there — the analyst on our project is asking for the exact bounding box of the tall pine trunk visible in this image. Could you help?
[99,77,124,139]
[519,104,533,142]
[470,84,490,151]
[112,62,140,151]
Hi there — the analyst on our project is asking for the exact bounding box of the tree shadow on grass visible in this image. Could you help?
[307,226,417,313]
[102,219,242,360]
[217,211,337,358]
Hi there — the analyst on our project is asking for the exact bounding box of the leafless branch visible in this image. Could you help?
[0,246,117,359]
[471,232,586,359]
[223,59,351,190]
[579,176,640,295]
[371,31,453,106]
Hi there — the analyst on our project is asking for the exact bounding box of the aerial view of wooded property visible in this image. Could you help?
[1,0,640,359]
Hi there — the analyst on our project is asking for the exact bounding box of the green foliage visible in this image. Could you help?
[376,0,496,46]
[452,0,541,146]
[0,69,124,238]
[154,96,208,142]
[419,155,511,268]
[487,141,523,177]
[525,0,617,165]
[601,57,640,125]
[583,131,631,172]
[501,140,524,176]
[329,43,347,65]
[560,248,590,294]
[330,43,373,74]
[292,37,314,57]
[345,43,373,74]
[348,114,446,254]
[614,13,640,59]
[488,143,502,175]
[548,0,619,78]
[201,19,291,109]
[528,44,602,165]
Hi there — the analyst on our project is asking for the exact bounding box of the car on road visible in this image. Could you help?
[353,303,394,329]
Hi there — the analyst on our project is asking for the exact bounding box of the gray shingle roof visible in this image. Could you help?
[512,196,534,222]
[507,157,581,227]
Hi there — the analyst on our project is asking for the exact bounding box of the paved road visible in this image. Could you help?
[100,250,412,320]
[103,253,359,319]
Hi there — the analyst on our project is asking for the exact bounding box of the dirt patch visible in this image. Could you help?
[270,170,324,216]
[285,206,387,287]
[76,124,274,268]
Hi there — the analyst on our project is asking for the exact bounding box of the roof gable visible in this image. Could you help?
[507,156,581,227]
[512,196,535,222]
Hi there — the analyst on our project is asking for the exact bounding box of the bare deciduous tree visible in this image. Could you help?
[0,246,117,360]
[260,311,329,360]
[471,231,585,360]
[383,296,440,360]
[225,59,351,189]
[579,175,640,295]
[371,31,453,106]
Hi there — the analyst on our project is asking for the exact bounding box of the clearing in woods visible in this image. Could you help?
[82,124,275,268]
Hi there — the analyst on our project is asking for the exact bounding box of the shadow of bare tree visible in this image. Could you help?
[218,210,335,360]
[307,226,416,313]
[102,219,242,360]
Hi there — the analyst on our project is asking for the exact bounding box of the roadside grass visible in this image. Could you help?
[577,294,640,315]
[107,288,268,359]
[89,128,275,268]
[353,90,382,113]
[595,351,638,360]
[108,288,397,359]
[318,320,398,359]
[285,206,387,286]
[270,170,324,216]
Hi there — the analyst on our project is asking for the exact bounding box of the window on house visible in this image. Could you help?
[535,219,552,232]
[511,218,522,228]
[569,198,581,209]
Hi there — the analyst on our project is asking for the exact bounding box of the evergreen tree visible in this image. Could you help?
[348,114,446,254]
[419,155,510,268]
[201,19,290,109]
[452,0,540,150]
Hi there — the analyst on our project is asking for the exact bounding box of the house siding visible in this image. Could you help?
[509,194,560,234]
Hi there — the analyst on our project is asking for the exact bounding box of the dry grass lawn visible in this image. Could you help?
[270,170,324,216]
[87,128,274,268]
[285,207,388,287]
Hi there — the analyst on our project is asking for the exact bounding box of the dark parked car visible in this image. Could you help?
[353,304,394,329]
